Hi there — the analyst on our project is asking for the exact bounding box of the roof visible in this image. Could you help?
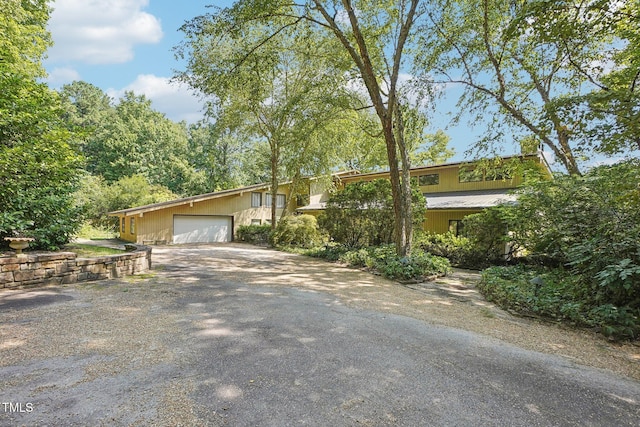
[108,182,271,217]
[339,153,550,182]
[108,170,360,217]
[297,189,517,212]
[424,189,517,210]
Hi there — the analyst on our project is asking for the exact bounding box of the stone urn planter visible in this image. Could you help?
[4,237,35,254]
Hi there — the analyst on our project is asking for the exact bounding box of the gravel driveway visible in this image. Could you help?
[1,243,639,426]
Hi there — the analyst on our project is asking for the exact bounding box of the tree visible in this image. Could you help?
[1,0,83,250]
[80,91,204,195]
[75,174,178,231]
[186,119,261,192]
[319,179,426,249]
[177,1,427,255]
[177,8,355,228]
[416,0,639,175]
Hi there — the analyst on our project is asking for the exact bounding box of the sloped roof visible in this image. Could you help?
[297,189,517,212]
[108,182,271,217]
[108,170,360,217]
[424,189,517,210]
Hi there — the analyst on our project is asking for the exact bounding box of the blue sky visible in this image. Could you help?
[42,0,515,163]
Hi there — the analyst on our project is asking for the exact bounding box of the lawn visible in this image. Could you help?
[63,243,124,258]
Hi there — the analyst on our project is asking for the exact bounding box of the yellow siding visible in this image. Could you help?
[118,185,291,244]
[424,209,482,234]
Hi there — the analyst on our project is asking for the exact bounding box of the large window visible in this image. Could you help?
[419,173,439,186]
[130,218,135,234]
[265,193,286,208]
[121,217,126,233]
[459,168,483,183]
[251,192,262,207]
[485,168,512,181]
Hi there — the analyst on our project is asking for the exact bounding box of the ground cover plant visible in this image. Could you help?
[473,160,640,340]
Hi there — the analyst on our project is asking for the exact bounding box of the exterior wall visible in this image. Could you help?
[0,246,152,289]
[424,209,482,234]
[118,185,291,244]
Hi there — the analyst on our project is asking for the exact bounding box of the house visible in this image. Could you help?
[333,153,552,235]
[109,154,551,244]
[108,172,358,245]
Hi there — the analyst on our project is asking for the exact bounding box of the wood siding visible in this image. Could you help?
[424,209,482,234]
[116,185,291,244]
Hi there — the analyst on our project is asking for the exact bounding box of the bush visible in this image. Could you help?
[236,224,272,244]
[318,179,425,249]
[415,232,489,269]
[312,244,451,281]
[478,266,640,340]
[270,215,325,248]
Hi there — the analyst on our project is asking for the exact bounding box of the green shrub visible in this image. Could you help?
[415,232,486,268]
[328,244,451,281]
[478,266,640,340]
[236,224,272,244]
[318,179,425,249]
[270,215,325,248]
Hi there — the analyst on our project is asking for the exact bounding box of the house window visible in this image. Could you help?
[130,218,135,234]
[121,217,126,233]
[449,220,464,236]
[419,174,439,186]
[296,194,310,207]
[251,192,262,207]
[459,168,483,183]
[251,219,261,225]
[485,168,512,181]
[265,193,286,208]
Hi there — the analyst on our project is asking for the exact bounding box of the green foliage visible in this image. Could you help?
[270,215,325,249]
[318,179,426,249]
[0,0,83,251]
[236,224,272,245]
[462,160,640,340]
[415,232,486,269]
[322,244,451,282]
[479,266,640,340]
[75,174,177,231]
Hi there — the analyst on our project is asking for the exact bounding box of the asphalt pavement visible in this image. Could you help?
[1,244,638,426]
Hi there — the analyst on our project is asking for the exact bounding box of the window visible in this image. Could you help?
[485,168,512,181]
[130,218,135,234]
[296,194,310,207]
[251,192,262,207]
[419,174,439,186]
[251,219,262,225]
[459,168,483,183]
[265,193,286,208]
[121,217,126,233]
[449,220,464,236]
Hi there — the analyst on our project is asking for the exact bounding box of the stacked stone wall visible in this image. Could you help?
[0,246,152,289]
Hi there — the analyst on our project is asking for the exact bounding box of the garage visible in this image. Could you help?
[173,215,232,244]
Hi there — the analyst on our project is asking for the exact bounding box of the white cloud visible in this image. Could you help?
[46,67,81,87]
[108,74,206,123]
[47,0,162,64]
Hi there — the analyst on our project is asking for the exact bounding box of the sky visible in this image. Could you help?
[42,0,528,164]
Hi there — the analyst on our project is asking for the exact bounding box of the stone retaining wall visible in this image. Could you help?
[0,246,152,289]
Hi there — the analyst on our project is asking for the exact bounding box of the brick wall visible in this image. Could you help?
[0,246,152,289]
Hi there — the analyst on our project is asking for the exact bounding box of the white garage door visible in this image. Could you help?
[173,215,232,244]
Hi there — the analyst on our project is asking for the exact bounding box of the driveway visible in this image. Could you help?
[1,244,639,426]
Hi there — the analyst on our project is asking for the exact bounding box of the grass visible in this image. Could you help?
[75,222,118,240]
[63,243,124,258]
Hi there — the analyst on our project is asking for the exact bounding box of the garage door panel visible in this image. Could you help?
[173,215,232,243]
